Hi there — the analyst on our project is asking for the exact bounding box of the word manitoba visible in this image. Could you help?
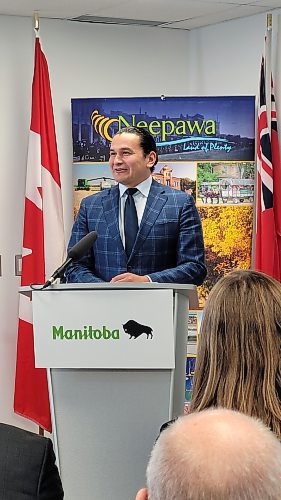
[53,325,120,340]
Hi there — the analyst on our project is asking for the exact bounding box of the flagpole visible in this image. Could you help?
[266,13,272,136]
[33,12,39,33]
[34,11,44,438]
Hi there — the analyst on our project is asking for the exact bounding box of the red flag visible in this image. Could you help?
[271,77,281,274]
[254,35,281,280]
[14,36,65,431]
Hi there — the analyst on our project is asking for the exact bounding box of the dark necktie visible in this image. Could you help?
[124,188,139,257]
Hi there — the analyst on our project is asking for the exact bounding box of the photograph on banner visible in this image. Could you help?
[187,311,197,348]
[198,205,253,306]
[185,354,196,410]
[154,162,196,200]
[197,161,255,206]
[185,311,202,412]
[73,162,115,217]
[186,310,203,355]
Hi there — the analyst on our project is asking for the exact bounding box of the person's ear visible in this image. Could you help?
[135,487,148,500]
[146,151,157,169]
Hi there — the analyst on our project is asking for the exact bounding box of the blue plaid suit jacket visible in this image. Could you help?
[65,179,206,285]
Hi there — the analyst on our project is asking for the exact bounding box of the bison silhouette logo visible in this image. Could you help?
[123,320,153,339]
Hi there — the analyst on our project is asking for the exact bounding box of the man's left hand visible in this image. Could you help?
[111,273,150,283]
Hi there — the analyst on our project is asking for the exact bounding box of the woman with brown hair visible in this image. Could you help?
[189,269,281,439]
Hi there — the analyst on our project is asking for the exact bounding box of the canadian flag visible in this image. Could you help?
[14,36,65,431]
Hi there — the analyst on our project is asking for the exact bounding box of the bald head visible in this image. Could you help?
[141,409,281,500]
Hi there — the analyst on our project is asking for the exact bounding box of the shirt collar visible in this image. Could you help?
[119,176,152,198]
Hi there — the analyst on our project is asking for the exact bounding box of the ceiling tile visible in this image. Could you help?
[0,0,131,19]
[198,0,261,4]
[249,0,281,6]
[91,0,230,23]
[166,4,270,29]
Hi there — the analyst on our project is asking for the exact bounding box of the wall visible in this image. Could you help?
[0,10,280,430]
[186,11,281,104]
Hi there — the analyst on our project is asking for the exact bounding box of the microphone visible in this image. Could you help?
[42,231,97,289]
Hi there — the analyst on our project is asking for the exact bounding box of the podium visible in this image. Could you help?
[21,283,198,500]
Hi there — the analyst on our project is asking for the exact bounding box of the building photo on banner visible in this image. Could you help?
[71,96,255,410]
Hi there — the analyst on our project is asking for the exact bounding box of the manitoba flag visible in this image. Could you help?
[254,36,281,280]
[14,36,65,431]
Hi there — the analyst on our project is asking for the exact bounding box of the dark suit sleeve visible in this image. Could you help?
[147,195,206,285]
[37,438,64,500]
[65,198,104,283]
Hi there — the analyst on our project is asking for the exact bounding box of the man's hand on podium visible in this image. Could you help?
[111,273,150,283]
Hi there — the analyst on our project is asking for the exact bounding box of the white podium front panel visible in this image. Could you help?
[33,289,174,369]
[51,368,172,500]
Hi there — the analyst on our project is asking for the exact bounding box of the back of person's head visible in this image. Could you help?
[139,408,281,500]
[114,126,158,171]
[189,269,281,439]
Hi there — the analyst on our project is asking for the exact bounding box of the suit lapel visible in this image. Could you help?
[102,186,124,249]
[130,181,167,259]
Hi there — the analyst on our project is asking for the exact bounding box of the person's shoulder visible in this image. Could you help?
[153,181,194,202]
[82,186,118,204]
[0,423,49,448]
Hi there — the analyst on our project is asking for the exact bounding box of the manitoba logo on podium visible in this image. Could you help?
[51,319,154,341]
[33,289,174,369]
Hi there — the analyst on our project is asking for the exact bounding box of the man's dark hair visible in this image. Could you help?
[115,126,158,172]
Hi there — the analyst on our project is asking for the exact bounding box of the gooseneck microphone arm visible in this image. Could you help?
[41,257,72,290]
[41,231,98,290]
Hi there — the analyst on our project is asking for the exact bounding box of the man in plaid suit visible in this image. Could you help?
[65,127,206,285]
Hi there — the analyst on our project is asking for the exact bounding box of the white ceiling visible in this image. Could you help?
[1,0,281,30]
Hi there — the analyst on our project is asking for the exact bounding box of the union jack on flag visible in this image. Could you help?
[254,39,281,281]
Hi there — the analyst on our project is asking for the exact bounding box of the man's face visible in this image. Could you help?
[109,132,156,187]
